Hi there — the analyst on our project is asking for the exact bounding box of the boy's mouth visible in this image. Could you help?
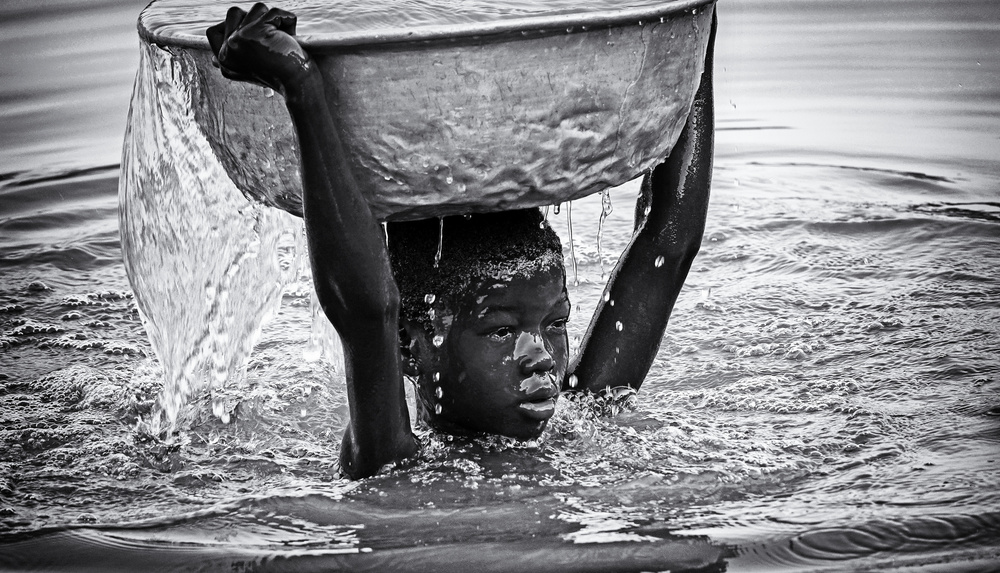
[519,374,558,398]
[518,397,557,420]
[517,374,559,420]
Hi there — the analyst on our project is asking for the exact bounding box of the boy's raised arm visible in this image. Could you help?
[208,3,417,478]
[568,9,716,395]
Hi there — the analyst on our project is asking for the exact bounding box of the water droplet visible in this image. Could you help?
[597,190,613,279]
[435,403,443,414]
[616,321,624,332]
[434,217,444,268]
[553,203,561,215]
[212,398,230,424]
[566,27,573,33]
[435,386,444,399]
[424,293,436,305]
[433,372,441,382]
[609,299,615,307]
[300,407,307,417]
[659,16,664,23]
[568,374,578,388]
[445,175,454,184]
[567,202,579,287]
[603,291,610,302]
[433,335,444,347]
[457,183,467,193]
[654,255,665,267]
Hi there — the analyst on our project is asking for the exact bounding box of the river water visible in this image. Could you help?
[1,0,999,571]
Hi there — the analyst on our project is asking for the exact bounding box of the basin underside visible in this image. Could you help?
[150,3,714,220]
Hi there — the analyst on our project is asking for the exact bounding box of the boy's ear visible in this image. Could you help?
[399,319,429,377]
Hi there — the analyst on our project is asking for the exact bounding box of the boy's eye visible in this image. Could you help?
[547,318,568,332]
[487,326,515,341]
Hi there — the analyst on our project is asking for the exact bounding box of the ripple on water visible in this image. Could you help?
[737,512,1000,570]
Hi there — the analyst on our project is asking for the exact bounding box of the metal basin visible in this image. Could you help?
[138,0,715,220]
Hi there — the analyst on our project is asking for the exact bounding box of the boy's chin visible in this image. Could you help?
[502,420,550,441]
[421,408,549,441]
[483,416,552,441]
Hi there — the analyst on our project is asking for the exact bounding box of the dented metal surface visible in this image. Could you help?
[142,1,715,220]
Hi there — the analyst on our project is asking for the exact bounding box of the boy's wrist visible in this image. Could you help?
[283,63,324,104]
[339,427,418,479]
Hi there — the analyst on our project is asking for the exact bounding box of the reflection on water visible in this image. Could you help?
[1,0,999,571]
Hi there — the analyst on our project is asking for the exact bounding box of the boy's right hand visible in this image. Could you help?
[206,3,313,95]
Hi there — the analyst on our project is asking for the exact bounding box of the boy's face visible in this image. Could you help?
[423,265,570,439]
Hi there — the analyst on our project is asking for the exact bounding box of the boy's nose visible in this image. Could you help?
[515,331,554,375]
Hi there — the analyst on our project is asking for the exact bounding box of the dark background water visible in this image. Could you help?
[1,1,999,571]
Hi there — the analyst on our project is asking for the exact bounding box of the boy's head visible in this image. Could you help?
[387,209,569,439]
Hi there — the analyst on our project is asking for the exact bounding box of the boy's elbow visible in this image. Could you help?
[315,279,400,333]
[353,285,401,327]
[682,234,703,264]
[667,237,702,276]
[649,228,704,269]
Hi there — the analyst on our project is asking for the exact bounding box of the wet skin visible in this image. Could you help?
[415,266,571,439]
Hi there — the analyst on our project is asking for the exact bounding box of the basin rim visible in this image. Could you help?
[139,0,715,50]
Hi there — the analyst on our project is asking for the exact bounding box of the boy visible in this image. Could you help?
[206,2,715,479]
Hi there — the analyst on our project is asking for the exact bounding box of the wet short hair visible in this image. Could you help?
[387,209,563,332]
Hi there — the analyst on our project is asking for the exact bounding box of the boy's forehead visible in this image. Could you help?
[469,267,567,314]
